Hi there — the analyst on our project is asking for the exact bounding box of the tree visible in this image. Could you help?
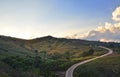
[82,48,94,57]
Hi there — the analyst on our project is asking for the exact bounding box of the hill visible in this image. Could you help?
[0,35,35,59]
[0,35,120,77]
[0,35,109,58]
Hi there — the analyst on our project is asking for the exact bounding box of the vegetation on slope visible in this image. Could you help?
[0,35,114,77]
[0,36,35,59]
[74,55,120,77]
[74,45,120,77]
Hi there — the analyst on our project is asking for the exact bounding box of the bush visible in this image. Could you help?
[82,48,94,57]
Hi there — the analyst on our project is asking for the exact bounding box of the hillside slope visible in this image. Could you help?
[0,35,106,58]
[0,36,35,59]
[74,55,120,77]
[0,35,119,77]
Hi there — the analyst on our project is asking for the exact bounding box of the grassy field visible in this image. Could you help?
[74,47,120,77]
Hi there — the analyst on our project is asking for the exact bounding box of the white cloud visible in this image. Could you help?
[100,38,120,43]
[85,22,120,40]
[71,6,120,42]
[112,7,120,21]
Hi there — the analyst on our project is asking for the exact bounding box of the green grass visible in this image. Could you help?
[74,55,120,77]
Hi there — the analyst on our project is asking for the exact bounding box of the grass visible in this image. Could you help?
[0,35,114,77]
[74,54,120,77]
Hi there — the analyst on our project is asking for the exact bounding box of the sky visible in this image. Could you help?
[0,0,120,42]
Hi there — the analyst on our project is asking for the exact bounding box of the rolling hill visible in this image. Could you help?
[0,35,109,58]
[0,35,120,77]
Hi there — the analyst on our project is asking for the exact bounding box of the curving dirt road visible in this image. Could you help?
[65,46,113,77]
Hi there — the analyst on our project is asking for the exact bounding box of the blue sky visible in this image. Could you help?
[0,0,120,39]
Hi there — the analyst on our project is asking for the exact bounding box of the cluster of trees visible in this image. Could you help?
[1,50,75,77]
[2,55,59,77]
[2,56,41,71]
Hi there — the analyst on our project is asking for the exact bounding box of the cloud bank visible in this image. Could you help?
[71,6,120,42]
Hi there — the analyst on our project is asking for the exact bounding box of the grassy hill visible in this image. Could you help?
[0,35,119,77]
[0,36,35,59]
[0,35,108,58]
[26,36,92,53]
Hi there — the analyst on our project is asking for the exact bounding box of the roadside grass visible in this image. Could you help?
[74,55,120,77]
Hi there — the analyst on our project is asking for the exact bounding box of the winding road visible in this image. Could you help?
[65,46,113,77]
